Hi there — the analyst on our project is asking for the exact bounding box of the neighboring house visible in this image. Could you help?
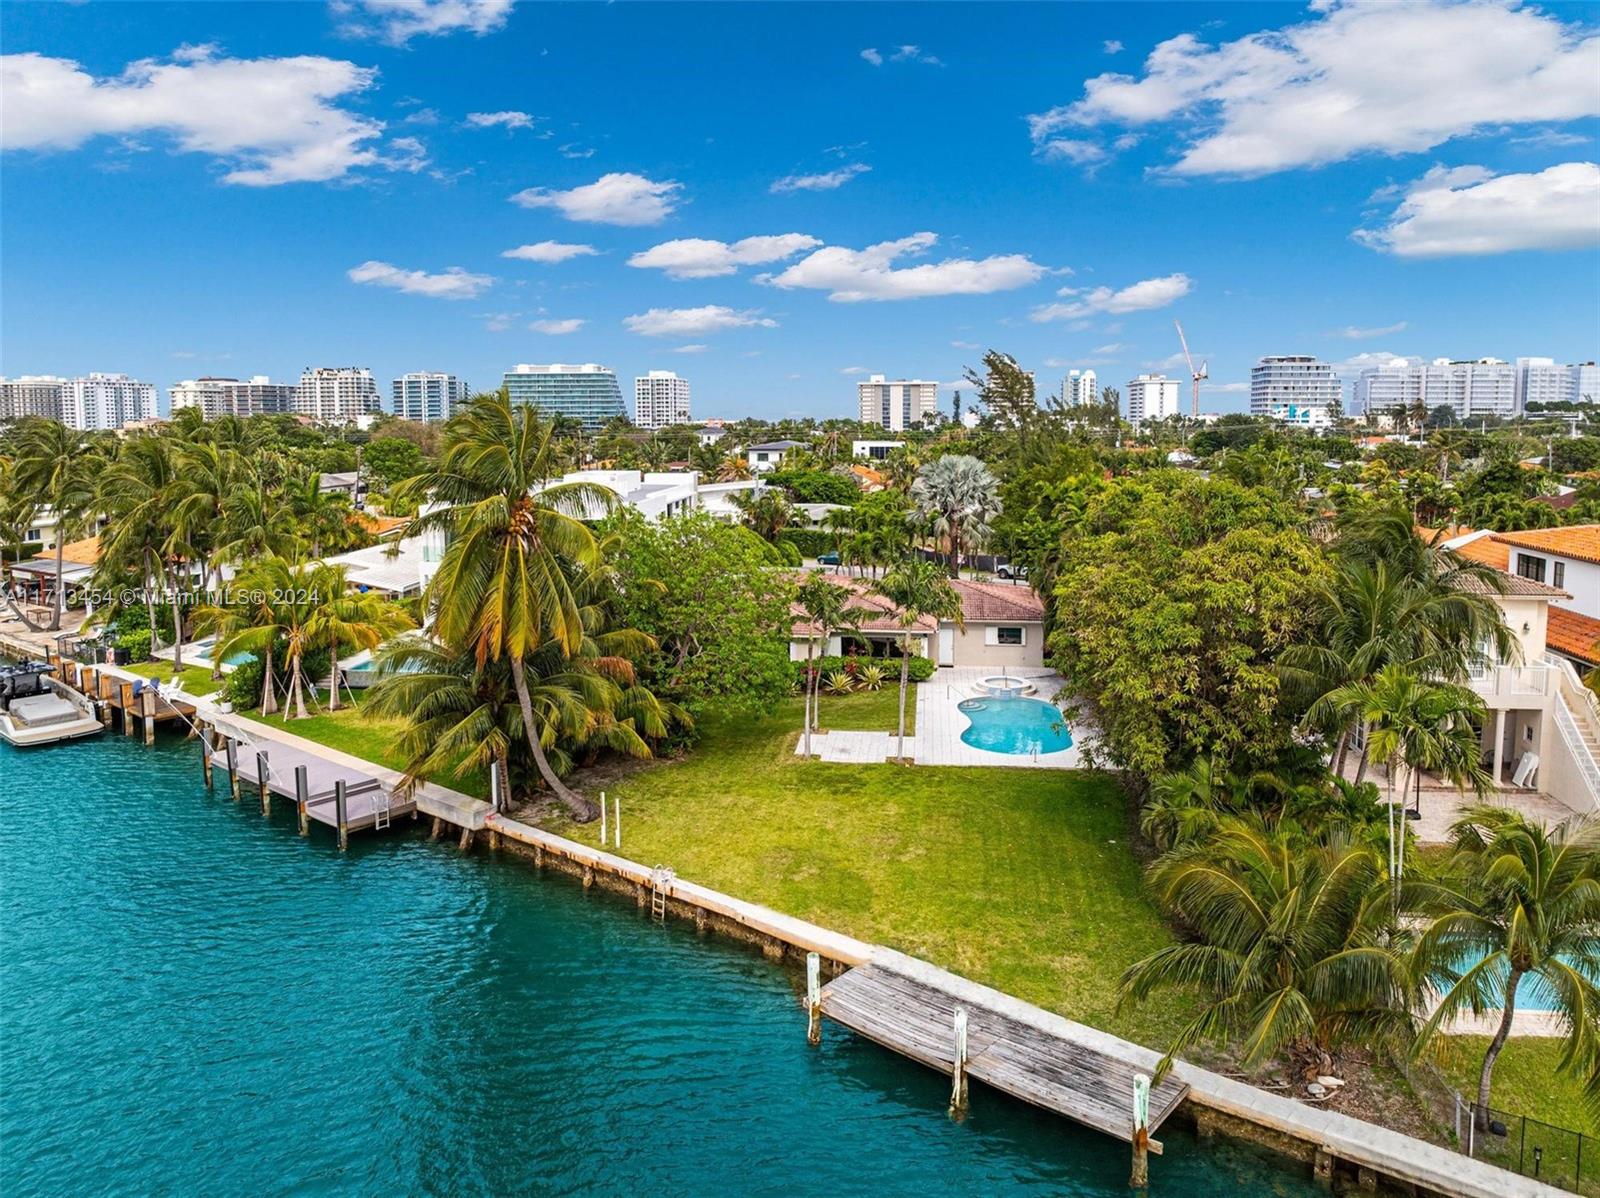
[4,535,102,616]
[317,471,362,498]
[322,537,427,598]
[1447,525,1600,671]
[787,574,1046,670]
[746,440,804,473]
[537,469,765,523]
[852,439,903,461]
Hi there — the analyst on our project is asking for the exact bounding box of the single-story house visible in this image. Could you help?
[788,574,1046,669]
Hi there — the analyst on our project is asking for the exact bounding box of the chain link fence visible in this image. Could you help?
[1459,1094,1597,1195]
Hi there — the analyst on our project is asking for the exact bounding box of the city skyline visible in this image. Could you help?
[2,1,1598,419]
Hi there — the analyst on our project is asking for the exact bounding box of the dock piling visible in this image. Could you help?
[600,790,606,846]
[950,1008,969,1117]
[295,766,309,836]
[98,676,113,726]
[806,951,822,1045]
[201,725,214,790]
[120,683,136,736]
[256,750,271,814]
[141,687,156,745]
[225,737,241,802]
[334,780,349,851]
[1131,1073,1151,1188]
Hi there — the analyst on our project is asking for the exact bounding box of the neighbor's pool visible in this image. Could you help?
[187,637,255,668]
[958,696,1074,755]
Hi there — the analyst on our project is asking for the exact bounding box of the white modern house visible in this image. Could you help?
[539,469,764,523]
[746,440,804,473]
[851,439,903,461]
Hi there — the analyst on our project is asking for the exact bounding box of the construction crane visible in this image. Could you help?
[1174,319,1207,419]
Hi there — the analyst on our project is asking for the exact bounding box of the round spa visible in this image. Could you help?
[976,675,1035,698]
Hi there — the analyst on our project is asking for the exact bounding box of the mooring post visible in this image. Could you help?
[806,951,822,1045]
[295,765,309,836]
[458,826,473,852]
[141,687,156,745]
[489,760,502,814]
[256,749,271,814]
[1130,1073,1151,1189]
[200,724,214,790]
[950,1008,969,1116]
[614,794,621,850]
[334,779,349,851]
[120,683,136,736]
[600,790,607,846]
[225,737,241,802]
[98,676,113,726]
[429,816,442,840]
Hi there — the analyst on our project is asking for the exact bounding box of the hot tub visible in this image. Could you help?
[976,676,1035,698]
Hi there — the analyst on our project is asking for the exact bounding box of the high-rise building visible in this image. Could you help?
[634,371,691,429]
[0,376,66,424]
[1065,369,1098,407]
[393,372,469,423]
[58,373,158,431]
[1125,374,1180,422]
[857,374,939,431]
[1250,356,1341,421]
[1354,358,1518,421]
[1516,358,1600,409]
[1350,358,1425,417]
[295,367,381,425]
[170,376,296,420]
[502,363,625,430]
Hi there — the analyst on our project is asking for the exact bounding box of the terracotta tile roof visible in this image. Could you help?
[1495,526,1600,565]
[1449,569,1568,599]
[1546,607,1600,666]
[790,574,937,636]
[30,536,100,566]
[355,513,410,537]
[1449,536,1510,571]
[787,572,1044,636]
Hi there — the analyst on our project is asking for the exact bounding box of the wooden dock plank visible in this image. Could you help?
[819,963,1187,1146]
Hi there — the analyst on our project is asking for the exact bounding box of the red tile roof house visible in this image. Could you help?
[788,574,1046,670]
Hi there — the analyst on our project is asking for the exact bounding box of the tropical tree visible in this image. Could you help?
[396,392,614,820]
[1411,808,1600,1124]
[730,487,793,544]
[1121,820,1415,1079]
[873,556,962,761]
[10,418,101,630]
[794,573,864,756]
[715,453,752,482]
[95,434,180,660]
[314,584,415,712]
[908,454,1001,576]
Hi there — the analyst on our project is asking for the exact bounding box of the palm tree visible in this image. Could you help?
[314,584,415,712]
[288,471,357,560]
[1121,820,1415,1080]
[715,453,752,482]
[96,434,180,661]
[873,556,962,761]
[1411,807,1600,1125]
[794,573,864,756]
[218,476,303,565]
[730,488,792,544]
[908,455,1001,577]
[396,392,614,821]
[11,418,101,631]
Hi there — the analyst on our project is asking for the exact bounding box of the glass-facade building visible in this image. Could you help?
[393,372,469,423]
[503,363,625,430]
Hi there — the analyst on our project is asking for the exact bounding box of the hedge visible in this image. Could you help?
[793,653,934,684]
[780,529,839,558]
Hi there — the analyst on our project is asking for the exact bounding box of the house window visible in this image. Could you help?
[997,627,1024,646]
[1554,561,1566,588]
[1516,554,1547,583]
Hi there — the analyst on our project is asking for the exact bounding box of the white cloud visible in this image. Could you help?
[628,233,820,279]
[333,0,514,45]
[1103,40,1124,55]
[482,311,518,332]
[501,240,598,263]
[1330,320,1408,339]
[1037,139,1107,167]
[464,110,536,130]
[890,45,943,66]
[1354,161,1600,257]
[347,260,493,300]
[509,172,681,225]
[1028,2,1600,176]
[950,340,981,349]
[1203,381,1248,395]
[770,163,870,193]
[0,47,416,186]
[1031,273,1191,322]
[672,343,710,354]
[622,306,777,337]
[761,232,1046,302]
[840,366,871,375]
[559,142,594,159]
[860,48,884,66]
[530,317,584,334]
[402,107,441,126]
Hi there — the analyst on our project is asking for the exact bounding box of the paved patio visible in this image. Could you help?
[1358,759,1585,844]
[797,668,1091,769]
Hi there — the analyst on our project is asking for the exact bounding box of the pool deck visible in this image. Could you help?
[797,667,1091,769]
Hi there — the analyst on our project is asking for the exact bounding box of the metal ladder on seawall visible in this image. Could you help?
[373,789,391,831]
[649,865,675,921]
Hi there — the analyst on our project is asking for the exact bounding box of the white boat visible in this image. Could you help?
[0,663,103,747]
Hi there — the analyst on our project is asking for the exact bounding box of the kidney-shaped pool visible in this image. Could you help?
[958,696,1075,755]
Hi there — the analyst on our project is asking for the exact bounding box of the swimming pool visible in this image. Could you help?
[958,696,1074,755]
[187,637,255,668]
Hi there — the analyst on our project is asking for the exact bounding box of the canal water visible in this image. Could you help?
[1,733,1321,1197]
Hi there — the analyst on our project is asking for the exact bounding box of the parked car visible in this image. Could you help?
[817,552,841,566]
[995,562,1029,580]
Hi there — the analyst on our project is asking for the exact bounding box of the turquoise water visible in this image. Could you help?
[186,637,254,668]
[0,733,1318,1197]
[959,696,1075,755]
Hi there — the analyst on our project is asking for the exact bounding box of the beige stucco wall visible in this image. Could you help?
[945,621,1045,669]
[1495,596,1549,664]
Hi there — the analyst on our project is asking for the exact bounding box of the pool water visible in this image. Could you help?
[959,696,1075,755]
[186,637,255,668]
[0,734,1319,1197]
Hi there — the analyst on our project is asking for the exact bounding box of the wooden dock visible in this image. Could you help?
[820,961,1188,1149]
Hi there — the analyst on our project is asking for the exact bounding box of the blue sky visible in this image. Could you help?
[2,0,1597,419]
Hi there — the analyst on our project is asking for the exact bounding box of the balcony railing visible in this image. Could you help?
[1468,663,1551,698]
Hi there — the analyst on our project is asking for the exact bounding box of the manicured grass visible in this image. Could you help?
[814,681,916,733]
[124,661,224,697]
[1440,1037,1596,1134]
[549,688,1180,1042]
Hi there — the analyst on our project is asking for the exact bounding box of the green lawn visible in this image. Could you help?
[124,661,224,697]
[814,681,916,733]
[1440,1037,1596,1135]
[546,687,1181,1042]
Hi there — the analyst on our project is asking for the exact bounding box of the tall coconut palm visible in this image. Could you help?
[794,573,864,756]
[11,418,101,630]
[218,476,304,565]
[1121,820,1415,1079]
[96,434,180,661]
[1411,807,1600,1125]
[908,454,1001,577]
[313,584,415,712]
[395,392,614,821]
[873,556,962,761]
[287,470,357,560]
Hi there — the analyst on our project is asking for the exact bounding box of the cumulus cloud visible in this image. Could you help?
[347,260,493,299]
[464,110,536,130]
[501,240,598,263]
[1027,1,1600,176]
[509,172,681,225]
[770,163,871,193]
[333,0,514,45]
[1330,321,1409,339]
[0,47,419,186]
[1103,40,1124,55]
[530,317,584,334]
[1354,162,1600,257]
[628,234,820,279]
[622,306,777,337]
[760,232,1046,302]
[860,48,884,66]
[1031,273,1192,322]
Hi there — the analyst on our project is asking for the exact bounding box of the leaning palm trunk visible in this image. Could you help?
[164,564,187,678]
[511,656,597,821]
[285,652,310,720]
[802,637,816,757]
[1477,969,1524,1128]
[259,647,278,716]
[142,549,161,657]
[49,537,64,630]
[895,631,911,761]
